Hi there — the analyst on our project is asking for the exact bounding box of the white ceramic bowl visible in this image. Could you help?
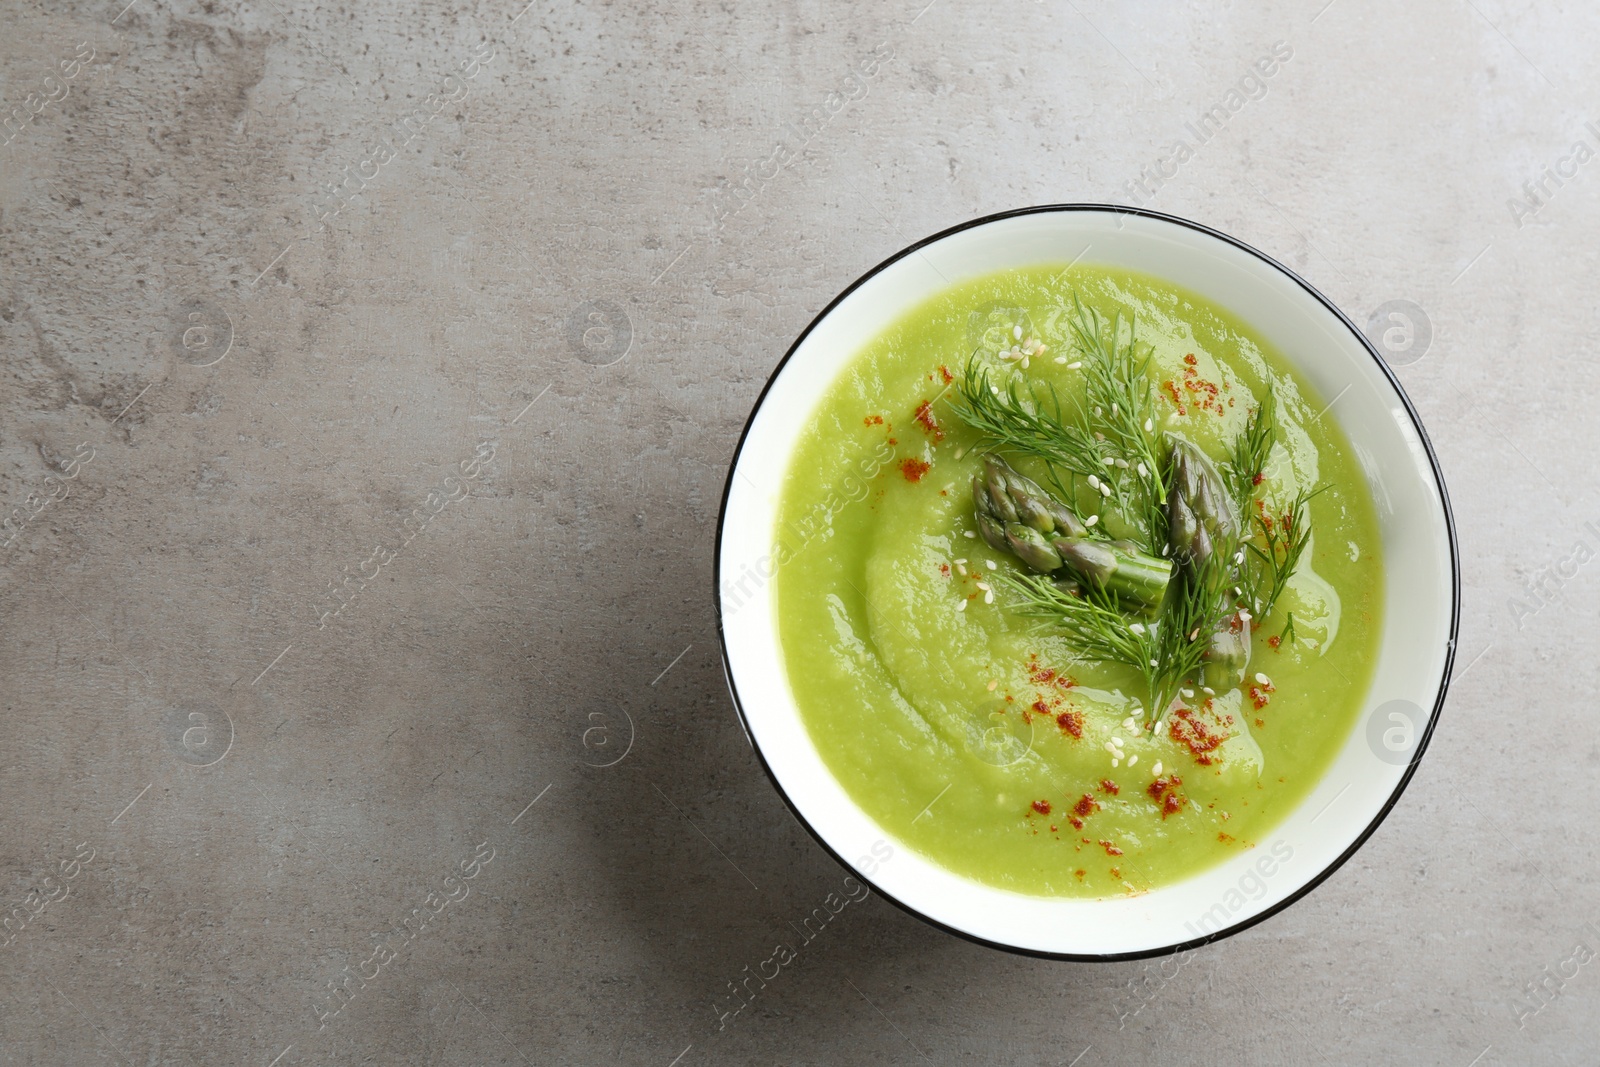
[715,206,1458,959]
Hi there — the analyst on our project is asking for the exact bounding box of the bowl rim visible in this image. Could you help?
[712,203,1460,961]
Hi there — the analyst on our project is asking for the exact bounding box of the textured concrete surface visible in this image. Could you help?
[0,0,1592,1063]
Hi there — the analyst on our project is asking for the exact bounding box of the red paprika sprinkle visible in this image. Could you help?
[1162,379,1188,415]
[899,457,930,482]
[1169,708,1227,765]
[1031,799,1052,815]
[913,400,944,442]
[1147,774,1185,818]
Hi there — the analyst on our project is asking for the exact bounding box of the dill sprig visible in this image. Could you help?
[1063,296,1169,551]
[1004,573,1161,709]
[951,297,1168,551]
[1005,538,1236,721]
[1242,485,1326,619]
[954,359,1106,496]
[1153,542,1239,719]
[1226,385,1276,513]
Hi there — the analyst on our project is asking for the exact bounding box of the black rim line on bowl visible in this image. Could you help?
[710,203,1461,963]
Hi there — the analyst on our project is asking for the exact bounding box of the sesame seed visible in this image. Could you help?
[1087,474,1100,490]
[986,560,997,570]
[1095,407,1103,418]
[1115,458,1129,469]
[1054,356,1068,364]
[1152,760,1163,776]
[1067,361,1083,369]
[1111,402,1118,417]
[975,580,991,592]
[1013,325,1022,340]
[991,385,1000,395]
[1148,658,1158,667]
[987,679,998,691]
[984,590,994,604]
[1144,418,1153,432]
[1181,688,1194,699]
[1255,672,1271,686]
[1129,622,1145,635]
[1137,462,1148,478]
[1128,754,1139,766]
[1085,515,1099,527]
[964,530,977,539]
[955,558,967,564]
[1021,357,1030,369]
[1099,482,1111,498]
[1112,736,1123,745]
[956,563,967,575]
[1104,741,1118,754]
[1112,758,1120,767]
[956,600,967,612]
[1103,457,1116,466]
[1202,686,1215,696]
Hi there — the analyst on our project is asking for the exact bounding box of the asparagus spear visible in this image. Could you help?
[1164,434,1256,695]
[1053,537,1172,612]
[972,456,1172,609]
[1166,434,1238,573]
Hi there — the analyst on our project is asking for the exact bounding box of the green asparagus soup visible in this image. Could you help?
[771,265,1383,897]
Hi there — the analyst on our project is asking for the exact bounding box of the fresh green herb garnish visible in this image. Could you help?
[955,360,1103,512]
[949,290,1325,722]
[1062,297,1170,552]
[1242,485,1326,620]
[1003,535,1234,721]
[1226,385,1276,512]
[954,298,1168,553]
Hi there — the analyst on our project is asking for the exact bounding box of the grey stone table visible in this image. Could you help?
[0,0,1588,1063]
